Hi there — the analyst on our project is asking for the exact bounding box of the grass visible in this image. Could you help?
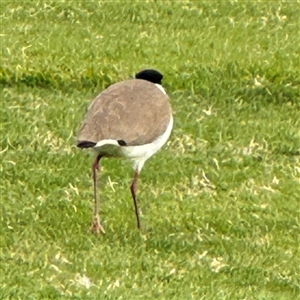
[1,1,300,299]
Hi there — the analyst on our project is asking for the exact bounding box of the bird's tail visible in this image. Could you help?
[77,141,97,148]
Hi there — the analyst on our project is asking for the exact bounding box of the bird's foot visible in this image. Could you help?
[89,215,106,234]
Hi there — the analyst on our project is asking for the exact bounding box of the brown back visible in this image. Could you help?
[77,79,172,146]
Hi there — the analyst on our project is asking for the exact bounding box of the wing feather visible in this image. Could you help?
[77,79,171,146]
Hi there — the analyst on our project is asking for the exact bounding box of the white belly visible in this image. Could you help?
[94,115,173,172]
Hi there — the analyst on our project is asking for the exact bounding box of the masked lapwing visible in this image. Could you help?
[77,69,173,234]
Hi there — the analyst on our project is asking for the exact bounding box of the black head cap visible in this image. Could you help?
[135,69,163,85]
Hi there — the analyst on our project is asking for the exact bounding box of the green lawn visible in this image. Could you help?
[1,1,299,299]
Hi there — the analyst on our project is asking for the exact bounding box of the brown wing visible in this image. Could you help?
[77,79,172,146]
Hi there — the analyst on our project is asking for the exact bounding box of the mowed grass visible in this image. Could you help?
[1,1,300,299]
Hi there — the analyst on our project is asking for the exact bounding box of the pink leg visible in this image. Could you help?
[130,169,141,229]
[89,154,106,234]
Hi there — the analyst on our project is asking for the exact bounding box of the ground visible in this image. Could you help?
[1,1,299,299]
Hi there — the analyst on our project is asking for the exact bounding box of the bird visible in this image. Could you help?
[77,69,173,234]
